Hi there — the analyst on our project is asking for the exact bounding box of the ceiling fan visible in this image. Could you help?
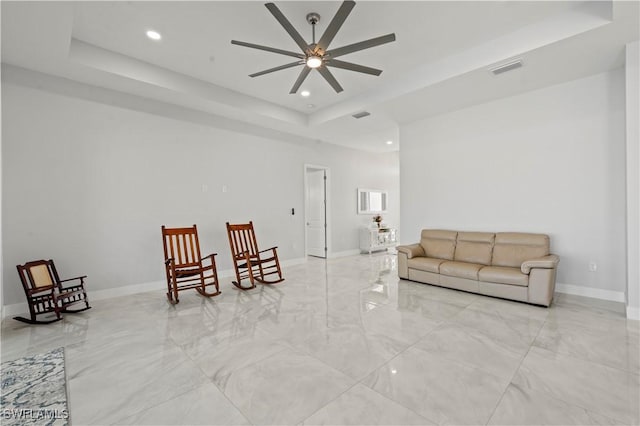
[231,1,396,94]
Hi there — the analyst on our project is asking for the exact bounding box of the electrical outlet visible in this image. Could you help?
[589,262,598,272]
[201,184,208,193]
[222,185,228,193]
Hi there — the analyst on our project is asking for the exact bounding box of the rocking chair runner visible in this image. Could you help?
[161,224,221,304]
[15,259,91,325]
[226,221,284,290]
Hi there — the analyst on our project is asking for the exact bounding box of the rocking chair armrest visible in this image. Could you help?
[201,253,217,262]
[165,258,174,267]
[58,276,87,292]
[258,247,278,254]
[201,254,218,270]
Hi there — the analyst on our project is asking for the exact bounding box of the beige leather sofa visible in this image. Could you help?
[397,230,559,306]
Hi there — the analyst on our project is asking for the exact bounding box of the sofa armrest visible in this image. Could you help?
[521,254,560,274]
[396,243,425,259]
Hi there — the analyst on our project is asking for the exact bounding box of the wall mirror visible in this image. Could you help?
[357,188,388,214]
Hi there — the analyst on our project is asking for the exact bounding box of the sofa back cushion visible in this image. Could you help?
[492,233,550,267]
[420,230,457,260]
[454,232,495,265]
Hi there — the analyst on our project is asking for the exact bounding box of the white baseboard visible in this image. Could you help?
[626,306,640,321]
[555,282,626,303]
[3,257,308,319]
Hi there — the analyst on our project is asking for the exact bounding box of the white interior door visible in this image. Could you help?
[306,168,327,258]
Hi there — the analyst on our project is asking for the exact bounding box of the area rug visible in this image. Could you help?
[1,347,69,426]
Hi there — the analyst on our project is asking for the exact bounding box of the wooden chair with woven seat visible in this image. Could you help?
[15,259,91,325]
[226,221,284,290]
[161,224,221,304]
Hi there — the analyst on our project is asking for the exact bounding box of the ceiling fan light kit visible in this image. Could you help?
[306,55,323,69]
[231,0,396,94]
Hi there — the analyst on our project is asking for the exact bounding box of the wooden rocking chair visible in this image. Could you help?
[15,259,91,325]
[162,224,221,304]
[226,221,284,290]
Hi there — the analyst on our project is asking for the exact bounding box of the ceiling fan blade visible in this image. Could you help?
[326,59,382,76]
[265,3,309,53]
[250,61,304,78]
[327,33,396,59]
[290,67,312,94]
[318,66,344,93]
[231,40,304,59]
[315,1,356,53]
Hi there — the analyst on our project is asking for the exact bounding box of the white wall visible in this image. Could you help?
[626,40,640,319]
[400,69,626,297]
[1,81,399,307]
[0,52,3,317]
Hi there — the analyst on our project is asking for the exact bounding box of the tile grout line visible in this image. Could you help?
[286,320,412,423]
[177,334,288,426]
[531,314,640,376]
[481,303,552,425]
[348,317,453,426]
[486,310,638,425]
[298,299,448,425]
[316,291,481,425]
[74,332,207,424]
[513,345,639,425]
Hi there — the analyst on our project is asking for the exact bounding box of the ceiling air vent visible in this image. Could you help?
[489,59,523,76]
[352,111,371,119]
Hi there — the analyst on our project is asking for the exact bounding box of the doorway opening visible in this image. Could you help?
[304,165,330,258]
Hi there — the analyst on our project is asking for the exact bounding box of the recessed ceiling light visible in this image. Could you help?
[307,104,315,109]
[146,30,162,41]
[300,90,310,97]
[386,140,393,145]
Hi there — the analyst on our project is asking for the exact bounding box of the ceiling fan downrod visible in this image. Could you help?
[306,12,320,46]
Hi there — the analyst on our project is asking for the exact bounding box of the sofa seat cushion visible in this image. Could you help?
[478,266,529,287]
[440,261,482,280]
[407,257,446,273]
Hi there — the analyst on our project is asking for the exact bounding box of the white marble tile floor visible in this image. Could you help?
[2,253,638,425]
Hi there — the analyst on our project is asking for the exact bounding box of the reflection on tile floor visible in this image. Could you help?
[2,253,639,425]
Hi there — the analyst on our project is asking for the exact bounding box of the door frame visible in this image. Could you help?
[304,164,331,258]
